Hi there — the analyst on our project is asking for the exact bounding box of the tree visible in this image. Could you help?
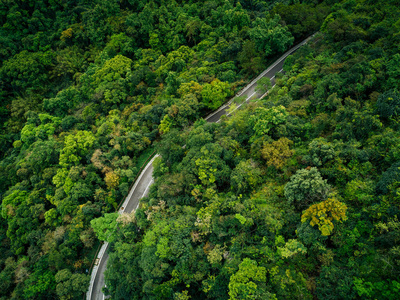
[88,55,132,104]
[165,93,202,129]
[201,79,232,110]
[90,213,119,243]
[250,106,288,142]
[386,54,400,89]
[1,50,54,92]
[301,197,348,236]
[105,171,120,190]
[316,265,356,300]
[230,159,262,194]
[284,167,330,208]
[238,40,264,75]
[23,139,59,173]
[277,238,307,259]
[272,3,330,40]
[190,143,231,190]
[376,89,400,120]
[43,86,82,118]
[55,269,90,300]
[58,130,96,167]
[249,15,294,56]
[261,137,294,169]
[255,77,272,95]
[23,267,56,299]
[1,189,40,254]
[321,10,366,44]
[20,113,61,145]
[376,162,400,195]
[304,138,335,167]
[228,258,269,300]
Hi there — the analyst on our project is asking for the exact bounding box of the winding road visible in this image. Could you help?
[87,34,315,300]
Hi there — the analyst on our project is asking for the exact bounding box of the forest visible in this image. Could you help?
[0,0,399,299]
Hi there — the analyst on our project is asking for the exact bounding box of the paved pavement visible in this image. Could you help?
[87,157,156,300]
[205,34,315,122]
[87,34,315,300]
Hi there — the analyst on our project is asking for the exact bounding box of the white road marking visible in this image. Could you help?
[142,179,153,198]
[216,90,257,123]
[205,35,316,121]
[88,34,317,300]
[119,155,159,213]
[224,91,257,117]
[246,91,256,100]
[259,84,277,100]
[135,179,154,210]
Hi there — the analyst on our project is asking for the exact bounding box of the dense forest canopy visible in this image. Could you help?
[1,0,399,299]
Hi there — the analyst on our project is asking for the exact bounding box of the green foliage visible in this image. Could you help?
[272,2,330,40]
[228,258,269,300]
[376,89,400,120]
[1,0,400,299]
[277,239,307,259]
[376,162,400,195]
[20,113,61,145]
[55,269,90,300]
[58,130,95,167]
[90,213,119,243]
[230,159,263,194]
[249,15,294,56]
[316,265,356,299]
[1,50,54,92]
[43,87,82,118]
[250,106,288,141]
[353,278,400,299]
[344,179,374,205]
[284,167,331,207]
[304,138,335,167]
[24,267,56,299]
[301,198,348,236]
[101,2,400,299]
[90,54,132,104]
[201,79,232,110]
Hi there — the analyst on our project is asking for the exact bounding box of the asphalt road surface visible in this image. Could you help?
[88,34,315,300]
[88,159,156,300]
[205,34,314,123]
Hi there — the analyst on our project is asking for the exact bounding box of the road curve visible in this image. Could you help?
[87,156,157,300]
[205,33,315,123]
[87,34,315,300]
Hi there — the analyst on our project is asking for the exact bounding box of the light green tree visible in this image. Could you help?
[228,258,271,300]
[250,106,288,141]
[59,130,96,167]
[201,79,232,110]
[90,213,119,243]
[90,55,132,104]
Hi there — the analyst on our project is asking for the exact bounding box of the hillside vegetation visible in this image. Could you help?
[96,0,400,299]
[2,0,400,299]
[0,0,331,299]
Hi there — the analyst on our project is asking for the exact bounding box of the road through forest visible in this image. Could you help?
[87,34,315,300]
